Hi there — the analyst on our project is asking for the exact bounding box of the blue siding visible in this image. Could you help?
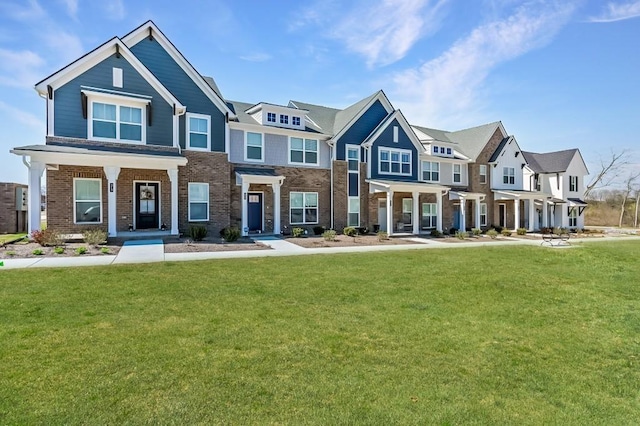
[54,54,173,145]
[129,38,226,152]
[370,118,418,182]
[335,99,388,160]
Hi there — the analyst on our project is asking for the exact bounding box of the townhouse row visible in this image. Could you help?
[11,21,588,238]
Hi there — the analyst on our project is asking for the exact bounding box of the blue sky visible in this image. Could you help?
[1,0,639,185]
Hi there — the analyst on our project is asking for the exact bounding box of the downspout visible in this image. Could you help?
[22,155,30,169]
[329,141,334,230]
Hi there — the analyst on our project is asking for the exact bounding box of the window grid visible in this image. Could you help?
[292,116,301,126]
[422,161,440,182]
[503,167,515,185]
[74,178,102,224]
[480,203,487,226]
[421,203,437,229]
[267,112,276,123]
[246,132,263,161]
[379,148,411,176]
[188,182,209,222]
[479,165,487,184]
[290,137,318,165]
[290,192,318,224]
[453,164,462,183]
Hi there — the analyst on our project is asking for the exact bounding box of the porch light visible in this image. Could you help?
[161,223,167,231]
[128,224,133,232]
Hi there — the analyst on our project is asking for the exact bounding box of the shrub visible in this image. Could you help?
[222,226,240,242]
[430,229,442,238]
[491,224,504,233]
[516,228,527,235]
[455,230,467,240]
[32,248,44,256]
[313,226,325,235]
[343,227,357,237]
[189,225,208,241]
[501,229,513,237]
[54,247,65,255]
[322,230,337,241]
[75,246,87,255]
[487,229,498,239]
[292,227,305,238]
[100,247,110,254]
[31,228,64,247]
[6,251,16,257]
[82,229,107,246]
[377,231,389,241]
[472,228,482,237]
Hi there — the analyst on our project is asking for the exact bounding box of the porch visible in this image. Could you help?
[235,167,285,237]
[449,191,486,231]
[494,190,553,231]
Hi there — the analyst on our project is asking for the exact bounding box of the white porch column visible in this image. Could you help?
[167,169,179,235]
[542,199,549,228]
[412,191,420,235]
[27,161,45,235]
[459,198,466,231]
[551,206,556,228]
[104,166,121,237]
[436,191,443,232]
[514,199,520,230]
[475,199,481,229]
[272,180,282,235]
[241,181,249,237]
[386,190,394,236]
[528,199,536,232]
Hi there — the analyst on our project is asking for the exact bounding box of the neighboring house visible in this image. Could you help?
[0,182,28,234]
[10,21,588,237]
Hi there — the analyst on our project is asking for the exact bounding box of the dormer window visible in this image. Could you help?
[267,112,276,123]
[280,114,288,125]
[433,146,438,154]
[440,147,445,154]
[292,116,301,126]
[447,148,452,155]
[503,167,515,185]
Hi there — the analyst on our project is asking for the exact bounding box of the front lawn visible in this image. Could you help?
[1,242,639,423]
[0,233,26,245]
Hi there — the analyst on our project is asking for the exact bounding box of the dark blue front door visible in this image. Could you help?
[248,193,263,232]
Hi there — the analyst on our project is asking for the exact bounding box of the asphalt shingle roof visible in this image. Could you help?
[521,149,579,173]
[411,122,502,160]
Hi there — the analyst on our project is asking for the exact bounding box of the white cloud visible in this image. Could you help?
[292,0,449,68]
[0,0,45,22]
[44,30,85,63]
[104,0,125,20]
[588,1,640,22]
[0,49,45,89]
[0,101,44,130]
[239,53,272,62]
[59,0,78,18]
[391,2,576,128]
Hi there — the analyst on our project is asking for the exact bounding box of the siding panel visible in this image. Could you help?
[370,118,418,181]
[335,100,388,160]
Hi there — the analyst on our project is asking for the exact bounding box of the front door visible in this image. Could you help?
[378,199,387,232]
[135,182,159,230]
[248,192,263,232]
[499,204,507,228]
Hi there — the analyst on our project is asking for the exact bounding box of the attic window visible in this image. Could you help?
[292,116,301,126]
[267,112,276,123]
[113,68,123,88]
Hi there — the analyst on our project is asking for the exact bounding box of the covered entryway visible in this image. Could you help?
[449,191,486,231]
[235,167,285,237]
[494,190,552,231]
[247,192,264,232]
[135,182,159,230]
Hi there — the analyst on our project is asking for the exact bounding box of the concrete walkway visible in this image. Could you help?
[0,235,637,270]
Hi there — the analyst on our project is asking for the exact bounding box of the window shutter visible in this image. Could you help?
[81,92,87,119]
[147,102,152,126]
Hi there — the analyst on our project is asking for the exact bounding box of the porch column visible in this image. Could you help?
[412,191,420,235]
[459,198,466,231]
[475,199,481,229]
[551,205,556,228]
[241,181,249,237]
[27,160,45,235]
[104,166,121,237]
[542,199,549,228]
[386,190,393,236]
[272,180,282,234]
[514,199,520,230]
[436,191,443,232]
[528,199,536,232]
[167,169,179,235]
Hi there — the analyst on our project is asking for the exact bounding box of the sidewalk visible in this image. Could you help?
[0,235,636,270]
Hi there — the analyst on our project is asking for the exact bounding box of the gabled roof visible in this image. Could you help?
[362,110,424,153]
[121,20,235,118]
[34,37,184,112]
[521,149,584,173]
[288,100,341,134]
[412,125,453,144]
[202,76,223,100]
[226,99,324,134]
[488,137,512,163]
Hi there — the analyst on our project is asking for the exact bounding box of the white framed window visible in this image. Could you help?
[267,112,276,123]
[289,137,318,165]
[186,113,210,151]
[479,165,487,184]
[446,148,452,155]
[292,116,301,126]
[569,208,578,227]
[245,132,263,161]
[503,167,515,185]
[348,197,360,226]
[347,146,360,172]
[453,164,462,183]
[379,148,411,175]
[280,114,288,125]
[188,183,209,221]
[87,92,147,143]
[402,198,413,225]
[290,192,318,224]
[421,203,437,229]
[422,161,440,182]
[74,178,102,224]
[480,203,487,226]
[433,146,439,154]
[393,126,399,143]
[569,175,578,192]
[347,145,360,198]
[112,67,123,88]
[440,147,445,154]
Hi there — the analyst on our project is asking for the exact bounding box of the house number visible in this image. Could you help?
[110,183,114,193]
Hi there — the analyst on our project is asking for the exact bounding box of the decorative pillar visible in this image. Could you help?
[436,191,443,232]
[514,198,520,230]
[475,199,481,229]
[27,161,45,235]
[542,199,549,228]
[167,169,179,235]
[241,181,249,236]
[459,198,466,231]
[412,191,420,235]
[104,166,121,237]
[528,199,536,232]
[386,190,393,236]
[272,179,282,234]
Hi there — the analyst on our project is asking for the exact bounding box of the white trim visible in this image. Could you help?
[421,202,437,230]
[393,126,398,143]
[229,121,331,140]
[453,163,462,184]
[188,182,209,222]
[347,196,360,227]
[499,203,507,228]
[87,94,146,144]
[289,191,319,225]
[288,136,319,166]
[479,164,487,184]
[46,92,54,137]
[362,109,424,153]
[480,203,487,226]
[402,197,413,226]
[333,90,394,142]
[81,85,153,99]
[133,180,161,229]
[112,67,123,88]
[247,191,265,232]
[378,147,412,176]
[185,112,211,151]
[73,177,103,225]
[244,131,264,162]
[503,166,515,185]
[421,160,440,182]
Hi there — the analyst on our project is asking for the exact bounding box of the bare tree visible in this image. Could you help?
[635,189,640,228]
[585,149,629,199]
[618,172,640,227]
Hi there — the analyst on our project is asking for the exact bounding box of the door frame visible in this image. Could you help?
[247,191,264,233]
[133,180,161,230]
[378,198,387,232]
[499,203,507,228]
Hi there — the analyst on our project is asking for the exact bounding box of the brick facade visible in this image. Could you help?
[0,183,28,234]
[468,127,505,229]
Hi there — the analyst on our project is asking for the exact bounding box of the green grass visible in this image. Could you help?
[1,242,640,424]
[0,233,26,245]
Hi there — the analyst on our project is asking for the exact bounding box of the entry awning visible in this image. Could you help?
[366,179,448,194]
[235,167,284,185]
[449,190,486,201]
[494,189,551,201]
[11,143,188,169]
[567,198,588,206]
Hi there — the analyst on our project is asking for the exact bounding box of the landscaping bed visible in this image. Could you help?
[0,238,121,259]
[163,236,270,253]
[286,234,414,248]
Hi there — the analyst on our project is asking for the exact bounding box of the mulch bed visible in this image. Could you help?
[163,237,270,253]
[0,239,121,259]
[285,234,414,248]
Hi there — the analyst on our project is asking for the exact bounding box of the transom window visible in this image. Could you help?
[188,183,209,221]
[292,116,301,126]
[479,165,487,184]
[290,192,318,224]
[379,148,411,175]
[453,164,462,183]
[74,178,102,224]
[267,112,276,123]
[290,137,318,165]
[503,167,515,185]
[280,114,289,125]
[91,101,143,142]
[422,161,440,182]
[421,203,437,229]
[186,113,210,150]
[569,175,578,192]
[246,132,263,161]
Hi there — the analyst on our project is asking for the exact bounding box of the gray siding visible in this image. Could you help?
[129,38,226,152]
[229,129,330,168]
[54,53,173,146]
[370,118,418,181]
[335,99,388,160]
